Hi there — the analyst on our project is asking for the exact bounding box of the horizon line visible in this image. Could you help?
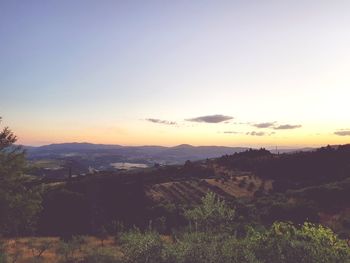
[19,141,340,150]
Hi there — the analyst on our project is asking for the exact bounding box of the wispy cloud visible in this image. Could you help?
[223,131,240,134]
[233,122,249,125]
[246,131,275,136]
[246,131,266,136]
[145,118,177,125]
[252,122,276,128]
[334,130,350,136]
[274,124,302,130]
[186,114,233,123]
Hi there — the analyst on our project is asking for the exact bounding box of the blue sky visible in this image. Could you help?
[1,1,350,146]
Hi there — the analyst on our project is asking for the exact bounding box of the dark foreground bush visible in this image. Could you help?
[119,229,163,263]
[3,193,350,263]
[116,222,350,263]
[65,193,350,263]
[164,232,258,263]
[251,222,350,263]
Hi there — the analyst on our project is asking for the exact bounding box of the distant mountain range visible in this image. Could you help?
[23,142,249,163]
[21,142,316,178]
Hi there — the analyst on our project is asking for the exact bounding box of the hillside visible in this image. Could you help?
[3,140,350,262]
[29,144,350,239]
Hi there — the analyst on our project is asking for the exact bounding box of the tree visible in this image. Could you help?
[0,117,42,236]
[184,192,235,232]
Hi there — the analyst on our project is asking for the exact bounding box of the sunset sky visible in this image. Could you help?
[1,1,350,147]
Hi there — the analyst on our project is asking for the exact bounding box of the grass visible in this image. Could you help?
[2,236,120,263]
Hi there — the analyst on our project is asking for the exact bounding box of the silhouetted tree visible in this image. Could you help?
[0,117,42,236]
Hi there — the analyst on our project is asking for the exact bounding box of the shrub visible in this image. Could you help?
[164,232,260,263]
[250,222,350,263]
[119,229,163,263]
[184,192,235,233]
[117,221,350,263]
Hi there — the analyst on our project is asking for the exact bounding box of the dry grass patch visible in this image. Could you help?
[2,236,121,263]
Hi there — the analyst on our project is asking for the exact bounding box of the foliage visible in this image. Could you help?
[116,194,349,263]
[123,222,350,263]
[0,117,42,236]
[164,232,259,263]
[33,144,350,237]
[288,177,350,211]
[218,146,350,191]
[250,222,350,263]
[1,115,350,262]
[184,192,235,232]
[119,229,163,263]
[1,191,349,262]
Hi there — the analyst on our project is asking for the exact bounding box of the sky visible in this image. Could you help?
[1,0,350,147]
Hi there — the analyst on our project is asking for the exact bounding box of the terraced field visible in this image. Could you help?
[147,171,273,204]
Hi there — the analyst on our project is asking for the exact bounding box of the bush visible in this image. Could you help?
[164,232,259,263]
[119,229,163,263]
[251,222,350,263]
[184,192,235,233]
[117,220,350,263]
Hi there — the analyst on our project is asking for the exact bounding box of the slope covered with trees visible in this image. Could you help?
[0,117,350,262]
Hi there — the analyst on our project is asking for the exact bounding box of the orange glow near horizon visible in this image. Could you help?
[11,120,350,148]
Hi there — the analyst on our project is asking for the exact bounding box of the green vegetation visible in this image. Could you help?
[83,193,350,263]
[1,193,350,262]
[0,117,350,262]
[0,118,42,236]
[184,191,235,232]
